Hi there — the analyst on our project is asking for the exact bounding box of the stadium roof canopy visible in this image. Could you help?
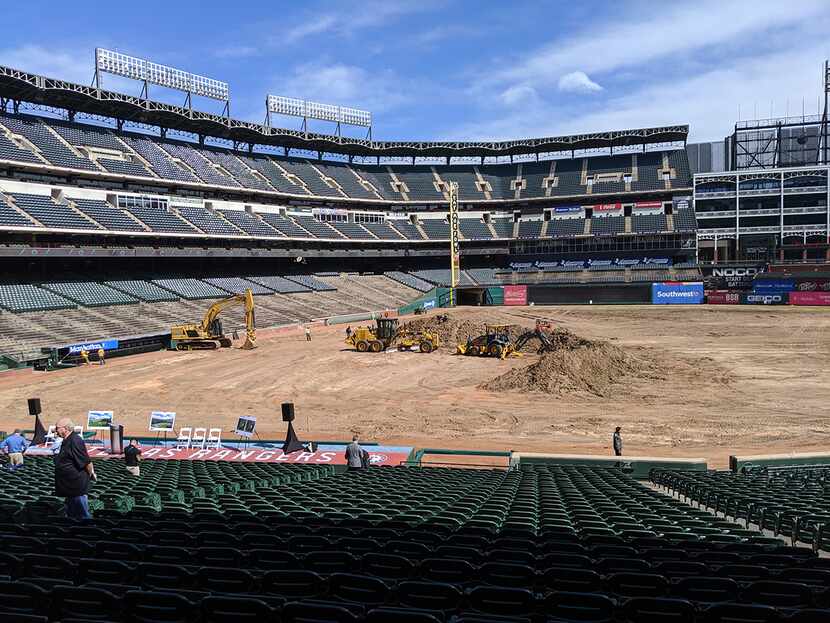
[0,64,688,158]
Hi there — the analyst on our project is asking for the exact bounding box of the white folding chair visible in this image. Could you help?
[190,427,207,449]
[44,426,57,447]
[206,428,222,449]
[175,427,192,450]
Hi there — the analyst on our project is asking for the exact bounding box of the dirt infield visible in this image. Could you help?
[0,305,828,468]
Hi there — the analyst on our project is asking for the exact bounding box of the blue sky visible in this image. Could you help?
[2,0,830,143]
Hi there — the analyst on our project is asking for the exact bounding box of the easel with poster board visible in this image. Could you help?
[86,410,113,445]
[149,411,176,446]
[233,415,262,450]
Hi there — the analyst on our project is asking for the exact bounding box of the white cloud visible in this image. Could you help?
[283,1,436,44]
[270,62,408,114]
[451,44,829,142]
[476,0,828,95]
[557,71,602,94]
[0,45,90,83]
[499,84,540,107]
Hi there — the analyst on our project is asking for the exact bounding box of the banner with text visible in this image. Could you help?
[503,285,528,306]
[652,282,704,305]
[705,290,741,304]
[68,339,119,354]
[741,293,788,305]
[789,291,830,306]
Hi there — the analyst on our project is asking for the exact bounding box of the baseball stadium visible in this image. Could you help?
[0,6,830,621]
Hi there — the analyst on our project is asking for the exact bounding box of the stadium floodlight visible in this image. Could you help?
[94,48,230,111]
[265,94,372,139]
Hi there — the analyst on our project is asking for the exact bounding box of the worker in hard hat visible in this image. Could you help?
[97,348,106,365]
[80,349,90,366]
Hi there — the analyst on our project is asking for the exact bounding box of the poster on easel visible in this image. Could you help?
[87,410,114,430]
[235,416,257,438]
[149,411,176,432]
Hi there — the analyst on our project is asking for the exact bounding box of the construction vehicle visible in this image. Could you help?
[458,320,556,359]
[457,324,516,359]
[345,317,440,353]
[170,288,257,351]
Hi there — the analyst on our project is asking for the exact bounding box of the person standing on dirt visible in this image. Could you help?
[612,427,623,457]
[97,348,106,366]
[345,326,352,339]
[305,327,312,342]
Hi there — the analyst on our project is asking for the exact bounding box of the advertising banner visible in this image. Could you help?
[705,290,741,304]
[789,291,830,306]
[592,203,622,212]
[503,285,528,306]
[633,201,664,213]
[652,282,704,304]
[554,205,582,214]
[741,293,788,305]
[81,444,414,466]
[68,339,118,354]
[795,278,830,292]
[753,278,795,293]
[702,265,765,290]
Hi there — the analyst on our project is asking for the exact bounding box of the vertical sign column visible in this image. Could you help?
[448,182,461,306]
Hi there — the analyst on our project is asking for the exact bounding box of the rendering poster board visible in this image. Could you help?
[235,416,257,438]
[149,411,176,432]
[87,410,114,430]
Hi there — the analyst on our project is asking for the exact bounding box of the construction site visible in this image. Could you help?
[1,304,828,467]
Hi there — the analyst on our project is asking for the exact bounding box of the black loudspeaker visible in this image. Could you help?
[27,398,41,416]
[281,402,295,422]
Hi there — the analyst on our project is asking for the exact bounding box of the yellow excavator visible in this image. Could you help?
[346,317,440,353]
[170,288,257,351]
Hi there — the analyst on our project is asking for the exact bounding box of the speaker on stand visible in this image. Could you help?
[281,402,304,454]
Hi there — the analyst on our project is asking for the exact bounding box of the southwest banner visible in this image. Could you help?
[652,282,704,304]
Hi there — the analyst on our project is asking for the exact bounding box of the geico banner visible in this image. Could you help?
[652,282,704,304]
[705,290,741,304]
[789,291,830,306]
[753,278,795,293]
[741,293,788,305]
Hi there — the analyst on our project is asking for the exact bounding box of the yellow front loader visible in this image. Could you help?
[170,288,257,351]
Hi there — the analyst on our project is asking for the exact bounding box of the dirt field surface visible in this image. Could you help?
[1,305,828,468]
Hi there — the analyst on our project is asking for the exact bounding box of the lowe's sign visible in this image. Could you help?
[67,339,119,354]
[652,282,704,305]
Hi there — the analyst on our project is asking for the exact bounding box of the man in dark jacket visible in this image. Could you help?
[612,427,623,457]
[54,418,96,521]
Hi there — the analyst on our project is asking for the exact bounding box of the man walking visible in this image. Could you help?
[344,435,364,472]
[612,427,623,457]
[124,439,141,476]
[54,418,96,521]
[1,429,29,470]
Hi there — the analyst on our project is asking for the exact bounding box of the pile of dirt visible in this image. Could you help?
[481,333,661,397]
[400,314,526,350]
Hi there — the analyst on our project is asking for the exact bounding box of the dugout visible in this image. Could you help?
[527,284,652,305]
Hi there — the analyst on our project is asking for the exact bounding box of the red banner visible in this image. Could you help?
[503,285,527,306]
[706,290,741,304]
[592,203,622,212]
[33,444,412,466]
[795,279,830,292]
[788,291,830,306]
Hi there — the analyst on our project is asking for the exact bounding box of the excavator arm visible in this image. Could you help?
[171,288,257,350]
